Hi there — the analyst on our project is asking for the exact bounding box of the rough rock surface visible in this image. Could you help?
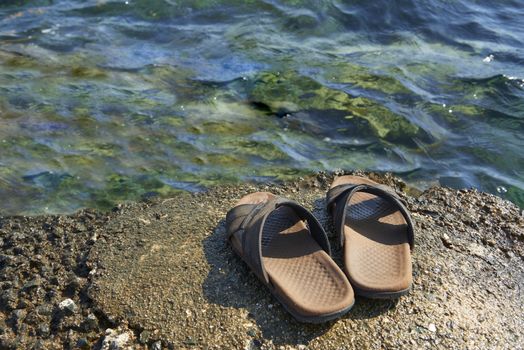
[1,171,523,349]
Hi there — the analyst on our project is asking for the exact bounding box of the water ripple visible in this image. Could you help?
[0,0,523,214]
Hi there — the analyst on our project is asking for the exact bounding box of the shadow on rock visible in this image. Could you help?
[202,198,395,346]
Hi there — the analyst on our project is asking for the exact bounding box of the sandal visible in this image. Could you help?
[326,176,414,299]
[226,192,354,323]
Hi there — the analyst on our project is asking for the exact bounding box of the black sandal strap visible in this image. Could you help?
[327,184,415,249]
[227,198,331,284]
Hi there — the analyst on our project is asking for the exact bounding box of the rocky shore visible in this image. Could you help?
[1,172,523,349]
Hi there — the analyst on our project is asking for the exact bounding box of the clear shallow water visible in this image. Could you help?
[0,0,523,215]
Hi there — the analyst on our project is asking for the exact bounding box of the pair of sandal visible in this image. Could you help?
[225,176,414,323]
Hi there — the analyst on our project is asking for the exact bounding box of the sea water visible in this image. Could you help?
[0,0,523,214]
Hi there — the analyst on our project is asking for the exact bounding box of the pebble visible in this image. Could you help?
[468,243,487,258]
[58,298,77,315]
[37,324,50,337]
[35,304,53,316]
[244,339,258,350]
[152,340,162,350]
[22,278,40,290]
[139,330,150,344]
[441,233,452,248]
[428,323,437,332]
[81,313,98,332]
[100,329,132,350]
[11,309,27,330]
[1,288,17,310]
[76,337,89,349]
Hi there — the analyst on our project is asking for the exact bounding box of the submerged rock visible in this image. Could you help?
[248,71,430,144]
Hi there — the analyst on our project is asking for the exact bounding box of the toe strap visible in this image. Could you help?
[226,198,331,284]
[326,184,415,250]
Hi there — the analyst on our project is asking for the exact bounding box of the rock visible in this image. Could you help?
[468,243,487,259]
[74,223,87,232]
[37,324,50,337]
[0,288,17,310]
[0,337,16,350]
[0,254,14,267]
[35,304,53,316]
[151,340,162,350]
[22,310,39,326]
[76,338,89,349]
[441,233,453,248]
[22,278,40,290]
[10,309,27,330]
[16,298,31,309]
[100,328,132,350]
[33,339,45,350]
[139,330,151,344]
[244,339,258,350]
[53,226,64,238]
[58,298,77,315]
[0,171,523,349]
[80,313,98,332]
[65,273,81,294]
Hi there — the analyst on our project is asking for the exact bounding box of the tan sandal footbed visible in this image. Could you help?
[329,176,413,299]
[227,192,355,323]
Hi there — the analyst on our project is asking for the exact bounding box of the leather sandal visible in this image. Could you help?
[226,192,355,323]
[326,176,414,299]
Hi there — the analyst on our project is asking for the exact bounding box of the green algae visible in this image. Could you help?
[464,146,524,178]
[249,71,425,143]
[187,120,256,136]
[160,115,185,127]
[194,153,248,167]
[70,66,108,79]
[73,141,122,157]
[222,139,289,161]
[324,62,412,95]
[0,20,522,215]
